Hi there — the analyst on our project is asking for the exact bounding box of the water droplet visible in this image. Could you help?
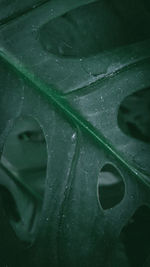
[72,133,76,141]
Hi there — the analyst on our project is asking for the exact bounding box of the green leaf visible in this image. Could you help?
[0,0,150,266]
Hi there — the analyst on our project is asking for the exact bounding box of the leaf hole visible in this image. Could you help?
[118,87,150,143]
[18,130,46,143]
[120,205,150,267]
[0,116,47,241]
[98,164,125,210]
[39,1,150,58]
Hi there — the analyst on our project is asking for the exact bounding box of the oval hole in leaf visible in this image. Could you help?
[0,116,47,242]
[40,1,150,58]
[118,87,150,143]
[98,164,125,210]
[120,205,150,267]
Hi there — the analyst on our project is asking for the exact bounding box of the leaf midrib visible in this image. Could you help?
[0,49,149,188]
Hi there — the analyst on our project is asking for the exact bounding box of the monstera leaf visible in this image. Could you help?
[0,0,150,266]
